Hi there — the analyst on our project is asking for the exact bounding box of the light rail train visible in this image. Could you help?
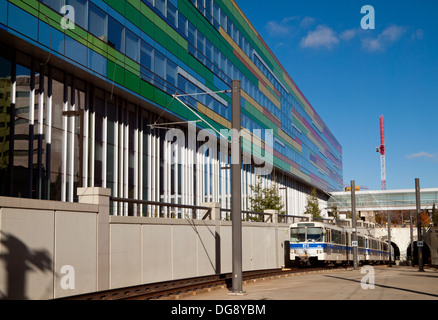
[289,222,392,266]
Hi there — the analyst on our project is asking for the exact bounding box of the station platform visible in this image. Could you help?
[176,266,438,300]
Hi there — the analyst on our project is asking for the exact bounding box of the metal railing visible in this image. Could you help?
[220,208,271,222]
[110,197,212,220]
[110,197,314,224]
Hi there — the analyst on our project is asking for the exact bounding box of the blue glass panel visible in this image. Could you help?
[108,16,125,53]
[166,59,177,87]
[125,29,140,62]
[66,0,87,29]
[0,0,7,25]
[65,36,87,66]
[154,50,165,80]
[40,0,65,12]
[8,4,38,40]
[178,12,187,37]
[88,48,107,76]
[140,40,153,70]
[88,2,107,40]
[38,20,65,55]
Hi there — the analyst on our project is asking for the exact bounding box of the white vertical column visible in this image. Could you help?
[118,104,124,215]
[83,90,89,188]
[138,113,144,217]
[113,100,119,215]
[156,133,161,216]
[174,139,179,216]
[69,85,75,202]
[89,93,95,188]
[163,135,168,217]
[124,109,129,216]
[61,81,67,202]
[102,96,108,189]
[147,129,152,216]
[133,106,139,216]
[206,149,211,203]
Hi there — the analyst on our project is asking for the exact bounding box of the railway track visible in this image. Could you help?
[64,266,350,300]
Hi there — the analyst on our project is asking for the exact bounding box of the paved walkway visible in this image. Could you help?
[177,266,438,300]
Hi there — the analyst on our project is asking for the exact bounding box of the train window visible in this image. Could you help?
[290,227,323,242]
[291,228,306,243]
[307,228,323,242]
[358,236,366,248]
[332,230,341,244]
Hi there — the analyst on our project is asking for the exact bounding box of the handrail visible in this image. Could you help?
[110,197,211,219]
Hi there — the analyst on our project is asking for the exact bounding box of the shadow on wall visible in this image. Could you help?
[0,231,52,300]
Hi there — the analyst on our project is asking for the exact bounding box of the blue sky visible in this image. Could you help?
[236,0,438,191]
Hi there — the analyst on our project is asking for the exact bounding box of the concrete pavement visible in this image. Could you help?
[176,266,438,300]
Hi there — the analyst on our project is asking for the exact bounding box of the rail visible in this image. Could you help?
[62,266,350,300]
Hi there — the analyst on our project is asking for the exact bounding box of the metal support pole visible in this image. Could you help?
[351,180,358,270]
[410,210,414,267]
[230,80,244,295]
[416,178,424,272]
[387,210,392,267]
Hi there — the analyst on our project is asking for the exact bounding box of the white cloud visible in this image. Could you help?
[362,25,406,52]
[300,25,339,49]
[265,16,316,39]
[266,20,293,37]
[300,16,316,29]
[340,28,361,41]
[406,152,437,161]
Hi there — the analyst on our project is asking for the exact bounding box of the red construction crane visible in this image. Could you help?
[377,115,387,190]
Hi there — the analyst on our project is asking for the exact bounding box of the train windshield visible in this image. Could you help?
[291,227,323,243]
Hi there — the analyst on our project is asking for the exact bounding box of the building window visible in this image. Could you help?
[66,0,88,30]
[108,16,125,53]
[39,0,65,12]
[125,29,140,63]
[88,2,107,41]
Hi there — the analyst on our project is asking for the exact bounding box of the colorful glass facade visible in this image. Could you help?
[0,0,343,216]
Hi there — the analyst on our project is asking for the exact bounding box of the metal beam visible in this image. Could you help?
[416,178,424,272]
[351,180,358,270]
[230,80,245,295]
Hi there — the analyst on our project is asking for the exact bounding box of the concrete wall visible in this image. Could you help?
[108,217,289,290]
[0,196,99,300]
[0,188,290,300]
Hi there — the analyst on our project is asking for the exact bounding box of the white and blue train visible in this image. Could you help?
[289,222,392,266]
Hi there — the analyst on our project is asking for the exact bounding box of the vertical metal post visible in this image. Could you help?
[230,80,244,295]
[351,180,358,270]
[416,178,424,272]
[387,211,392,267]
[410,210,414,267]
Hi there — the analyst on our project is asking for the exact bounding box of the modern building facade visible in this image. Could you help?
[0,0,343,217]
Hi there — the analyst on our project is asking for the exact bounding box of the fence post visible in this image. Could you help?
[264,210,278,223]
[77,187,111,291]
[202,203,221,220]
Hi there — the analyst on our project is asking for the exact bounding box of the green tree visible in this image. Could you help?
[329,204,339,219]
[304,187,321,218]
[249,177,285,215]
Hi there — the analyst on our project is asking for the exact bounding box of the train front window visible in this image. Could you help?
[307,228,323,242]
[291,227,323,242]
[291,228,306,242]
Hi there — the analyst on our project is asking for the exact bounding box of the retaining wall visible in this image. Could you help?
[0,188,290,300]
